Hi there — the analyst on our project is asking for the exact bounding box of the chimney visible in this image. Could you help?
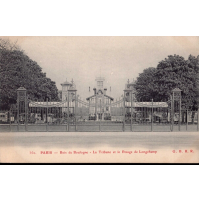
[104,88,107,95]
[93,88,96,95]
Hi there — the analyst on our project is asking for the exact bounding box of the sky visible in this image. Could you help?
[5,36,199,101]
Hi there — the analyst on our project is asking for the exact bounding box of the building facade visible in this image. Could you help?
[86,77,114,121]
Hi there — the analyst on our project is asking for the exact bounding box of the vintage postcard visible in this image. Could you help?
[0,36,198,163]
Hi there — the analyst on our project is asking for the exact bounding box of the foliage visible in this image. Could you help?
[187,55,199,109]
[0,38,59,110]
[134,54,199,110]
[134,67,157,101]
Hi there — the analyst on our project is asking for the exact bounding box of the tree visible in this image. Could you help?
[134,67,157,101]
[154,55,198,109]
[187,55,199,110]
[0,38,59,110]
[0,38,20,51]
[134,54,199,110]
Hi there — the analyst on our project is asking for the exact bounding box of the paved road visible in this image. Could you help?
[0,132,198,150]
[0,123,198,132]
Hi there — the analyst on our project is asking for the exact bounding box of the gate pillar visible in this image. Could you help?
[124,82,132,132]
[172,88,182,131]
[17,87,27,131]
[68,82,77,132]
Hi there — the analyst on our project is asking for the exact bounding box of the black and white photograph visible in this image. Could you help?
[0,36,198,163]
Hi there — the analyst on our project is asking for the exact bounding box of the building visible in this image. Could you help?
[86,77,114,121]
[61,79,72,101]
[27,78,176,124]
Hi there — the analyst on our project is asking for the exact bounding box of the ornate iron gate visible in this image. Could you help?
[1,86,198,132]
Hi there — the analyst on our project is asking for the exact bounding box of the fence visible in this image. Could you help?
[0,102,198,132]
[0,87,198,132]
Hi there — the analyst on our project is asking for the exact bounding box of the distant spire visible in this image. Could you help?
[127,79,130,84]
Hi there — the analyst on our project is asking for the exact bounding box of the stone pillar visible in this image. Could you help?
[17,87,27,131]
[172,88,182,131]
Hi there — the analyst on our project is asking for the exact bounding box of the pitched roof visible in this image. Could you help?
[86,95,95,100]
[17,87,26,91]
[86,94,114,101]
[104,94,114,101]
[68,85,76,91]
[172,88,182,92]
[61,80,72,86]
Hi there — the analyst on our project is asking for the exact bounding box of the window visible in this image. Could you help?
[97,81,103,87]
